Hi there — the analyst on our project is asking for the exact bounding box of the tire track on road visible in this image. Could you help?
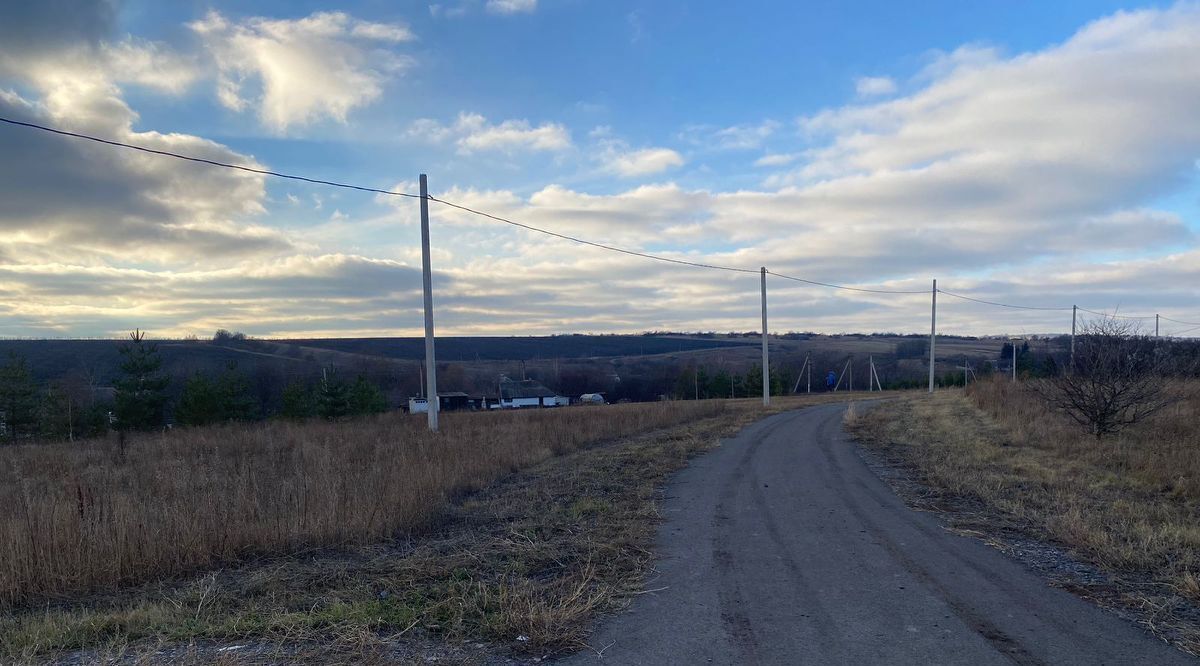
[815,413,1095,646]
[812,412,1045,665]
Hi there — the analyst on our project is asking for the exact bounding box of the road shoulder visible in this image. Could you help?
[849,392,1200,658]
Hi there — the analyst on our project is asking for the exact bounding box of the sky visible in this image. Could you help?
[1,0,1199,339]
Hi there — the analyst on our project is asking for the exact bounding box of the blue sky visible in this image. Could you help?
[1,1,1199,337]
[123,0,1181,193]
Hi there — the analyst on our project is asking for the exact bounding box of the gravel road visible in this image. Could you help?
[562,402,1193,665]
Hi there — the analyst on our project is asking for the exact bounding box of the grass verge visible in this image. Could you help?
[2,393,859,664]
[847,381,1200,655]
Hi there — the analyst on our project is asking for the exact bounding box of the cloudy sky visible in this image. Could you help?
[1,0,1199,339]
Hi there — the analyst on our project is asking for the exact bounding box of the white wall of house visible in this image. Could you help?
[498,396,569,409]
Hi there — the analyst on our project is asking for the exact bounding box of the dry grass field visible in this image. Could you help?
[0,394,862,662]
[1,402,732,608]
[850,378,1200,651]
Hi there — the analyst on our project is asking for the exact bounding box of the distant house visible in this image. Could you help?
[408,392,487,413]
[497,377,569,409]
[407,397,429,414]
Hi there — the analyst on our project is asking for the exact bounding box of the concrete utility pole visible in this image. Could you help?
[760,267,770,406]
[928,279,937,393]
[419,174,439,432]
[1012,338,1018,383]
[1156,314,1160,338]
[1071,305,1077,372]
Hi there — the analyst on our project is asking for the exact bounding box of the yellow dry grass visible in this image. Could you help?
[1,402,733,608]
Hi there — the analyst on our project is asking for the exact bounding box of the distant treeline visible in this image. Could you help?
[0,331,392,444]
[6,328,1196,444]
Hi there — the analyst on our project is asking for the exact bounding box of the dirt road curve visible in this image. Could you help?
[562,403,1193,665]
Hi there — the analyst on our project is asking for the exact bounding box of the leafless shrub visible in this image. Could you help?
[1030,317,1173,440]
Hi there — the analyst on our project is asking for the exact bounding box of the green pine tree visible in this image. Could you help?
[316,369,350,420]
[176,373,221,426]
[280,381,315,420]
[114,330,169,431]
[708,369,733,399]
[78,403,111,439]
[216,362,258,422]
[744,364,764,397]
[348,376,388,415]
[770,367,787,396]
[0,353,39,443]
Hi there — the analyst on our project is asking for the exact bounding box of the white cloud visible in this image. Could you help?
[190,10,414,133]
[486,0,538,15]
[764,2,1200,249]
[854,75,897,97]
[0,254,437,338]
[603,148,685,177]
[100,39,201,94]
[0,5,279,266]
[754,153,799,167]
[407,112,572,153]
[429,4,471,19]
[0,83,282,264]
[459,118,571,152]
[679,121,779,150]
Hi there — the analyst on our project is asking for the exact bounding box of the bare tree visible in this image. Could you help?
[1031,317,1172,440]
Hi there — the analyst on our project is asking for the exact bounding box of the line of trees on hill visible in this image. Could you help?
[0,331,391,444]
[668,364,793,400]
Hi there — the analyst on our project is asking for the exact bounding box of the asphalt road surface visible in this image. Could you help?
[563,403,1193,665]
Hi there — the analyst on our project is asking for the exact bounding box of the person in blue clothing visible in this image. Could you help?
[825,370,837,391]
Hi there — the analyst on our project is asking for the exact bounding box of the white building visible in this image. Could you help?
[497,378,568,409]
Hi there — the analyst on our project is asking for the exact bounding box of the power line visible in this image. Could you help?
[0,116,422,200]
[936,289,1073,311]
[426,195,758,274]
[767,270,927,294]
[1076,307,1156,321]
[432,196,926,292]
[1168,324,1200,336]
[939,289,1200,325]
[1160,315,1200,327]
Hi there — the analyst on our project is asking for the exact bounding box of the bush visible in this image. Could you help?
[1030,318,1173,440]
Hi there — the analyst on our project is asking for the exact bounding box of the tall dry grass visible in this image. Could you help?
[0,401,730,608]
[967,378,1200,499]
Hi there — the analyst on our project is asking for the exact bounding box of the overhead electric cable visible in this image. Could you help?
[1075,307,1156,320]
[426,195,759,274]
[0,116,422,199]
[1159,315,1200,327]
[1168,324,1200,336]
[936,289,1073,311]
[766,270,928,294]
